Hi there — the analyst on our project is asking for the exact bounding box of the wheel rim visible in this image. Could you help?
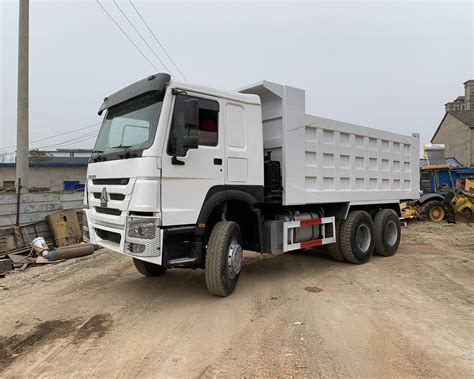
[429,206,445,221]
[227,239,242,279]
[385,220,398,246]
[356,224,371,253]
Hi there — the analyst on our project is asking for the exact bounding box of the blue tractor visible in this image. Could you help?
[419,165,474,221]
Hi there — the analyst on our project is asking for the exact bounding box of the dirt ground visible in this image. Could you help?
[0,222,473,378]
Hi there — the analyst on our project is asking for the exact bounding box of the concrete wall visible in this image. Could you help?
[0,165,87,190]
[432,113,472,167]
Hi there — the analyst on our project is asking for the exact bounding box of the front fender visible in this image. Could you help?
[419,193,444,204]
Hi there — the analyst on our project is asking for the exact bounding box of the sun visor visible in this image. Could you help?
[98,73,171,115]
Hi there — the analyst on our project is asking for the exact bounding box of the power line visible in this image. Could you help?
[0,132,98,156]
[0,118,100,143]
[0,131,99,156]
[33,130,99,150]
[1,125,59,140]
[96,0,160,72]
[129,0,188,81]
[112,0,175,78]
[36,134,99,150]
[0,122,101,152]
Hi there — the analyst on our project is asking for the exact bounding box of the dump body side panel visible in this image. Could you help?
[285,112,420,205]
[240,81,420,206]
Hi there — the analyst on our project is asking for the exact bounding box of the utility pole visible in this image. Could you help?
[16,0,29,192]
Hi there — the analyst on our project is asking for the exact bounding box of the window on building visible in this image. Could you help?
[167,94,219,156]
[69,152,75,157]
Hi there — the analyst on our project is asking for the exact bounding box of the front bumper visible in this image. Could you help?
[85,208,164,265]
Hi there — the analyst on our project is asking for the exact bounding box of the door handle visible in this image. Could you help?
[214,158,223,165]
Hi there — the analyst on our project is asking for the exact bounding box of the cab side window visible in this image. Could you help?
[167,94,219,156]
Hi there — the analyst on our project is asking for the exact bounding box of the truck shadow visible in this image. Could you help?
[117,247,345,302]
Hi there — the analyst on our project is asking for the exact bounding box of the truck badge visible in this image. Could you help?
[100,187,108,207]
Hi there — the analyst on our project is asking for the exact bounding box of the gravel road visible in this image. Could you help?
[0,222,473,377]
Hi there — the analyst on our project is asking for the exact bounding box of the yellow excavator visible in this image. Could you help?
[449,189,474,222]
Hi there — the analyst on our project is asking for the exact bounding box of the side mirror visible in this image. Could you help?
[182,135,199,150]
[184,99,199,130]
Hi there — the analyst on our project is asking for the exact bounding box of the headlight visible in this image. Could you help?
[83,210,90,242]
[127,218,156,239]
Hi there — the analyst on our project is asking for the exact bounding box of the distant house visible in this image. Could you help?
[0,148,92,191]
[431,80,474,167]
[0,148,93,164]
[42,148,93,163]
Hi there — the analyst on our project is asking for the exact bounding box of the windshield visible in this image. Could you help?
[91,92,163,161]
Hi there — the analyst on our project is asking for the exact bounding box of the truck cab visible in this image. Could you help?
[85,74,263,278]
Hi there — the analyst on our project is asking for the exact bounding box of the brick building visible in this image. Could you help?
[432,80,474,167]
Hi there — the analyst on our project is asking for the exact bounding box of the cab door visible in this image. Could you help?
[161,92,224,226]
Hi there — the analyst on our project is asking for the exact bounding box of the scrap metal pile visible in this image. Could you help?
[0,209,96,277]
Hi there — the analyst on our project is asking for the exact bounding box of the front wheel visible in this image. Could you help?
[328,219,345,262]
[133,258,167,277]
[205,221,243,297]
[423,200,445,222]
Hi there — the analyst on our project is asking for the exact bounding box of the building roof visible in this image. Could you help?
[0,161,88,167]
[48,157,90,163]
[431,110,474,141]
[54,148,93,153]
[449,110,474,126]
[419,157,464,168]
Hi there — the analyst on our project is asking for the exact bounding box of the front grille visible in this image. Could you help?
[95,228,121,244]
[95,207,121,216]
[93,193,125,201]
[92,178,129,185]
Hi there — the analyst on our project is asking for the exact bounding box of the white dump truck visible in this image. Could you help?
[84,73,419,296]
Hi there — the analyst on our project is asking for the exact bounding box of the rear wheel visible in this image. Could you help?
[133,258,167,277]
[328,219,345,262]
[205,221,243,297]
[423,200,445,222]
[340,211,375,264]
[374,209,400,257]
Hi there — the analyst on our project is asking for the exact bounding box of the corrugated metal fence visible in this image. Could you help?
[0,192,84,226]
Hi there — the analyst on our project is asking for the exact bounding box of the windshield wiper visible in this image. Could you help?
[111,145,138,159]
[91,149,106,162]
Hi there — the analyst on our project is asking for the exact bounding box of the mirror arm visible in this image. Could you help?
[171,156,185,165]
[172,89,188,96]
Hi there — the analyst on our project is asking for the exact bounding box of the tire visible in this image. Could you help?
[340,211,375,264]
[374,209,401,257]
[328,219,345,262]
[423,200,445,222]
[133,258,167,277]
[205,221,242,297]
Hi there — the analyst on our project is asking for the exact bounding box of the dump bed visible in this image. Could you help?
[240,81,420,206]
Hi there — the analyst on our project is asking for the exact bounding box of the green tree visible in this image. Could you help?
[29,148,53,162]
